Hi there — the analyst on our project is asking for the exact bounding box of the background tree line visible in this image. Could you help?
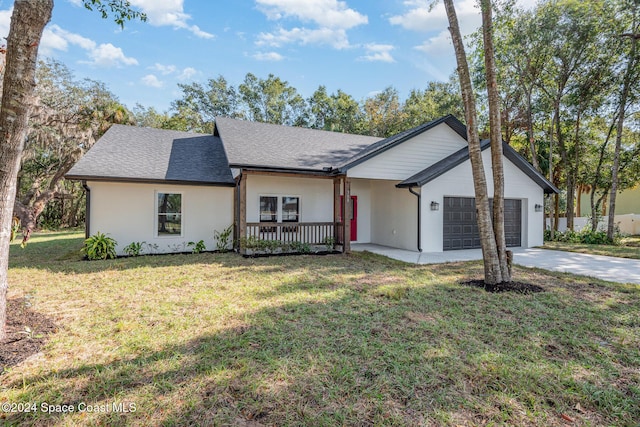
[6,0,640,240]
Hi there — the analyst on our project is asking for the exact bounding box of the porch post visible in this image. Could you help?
[239,172,247,254]
[333,177,340,248]
[343,176,351,254]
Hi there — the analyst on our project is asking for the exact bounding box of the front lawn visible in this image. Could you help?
[1,231,639,426]
[543,235,640,260]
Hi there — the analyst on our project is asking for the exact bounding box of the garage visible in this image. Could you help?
[443,197,522,250]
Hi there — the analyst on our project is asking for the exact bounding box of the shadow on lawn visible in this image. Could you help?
[3,274,639,426]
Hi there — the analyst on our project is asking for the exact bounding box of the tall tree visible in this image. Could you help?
[171,75,239,133]
[401,80,464,129]
[0,0,53,342]
[443,0,504,285]
[608,0,640,240]
[362,86,406,137]
[0,0,144,340]
[481,0,510,282]
[13,60,133,237]
[238,73,308,126]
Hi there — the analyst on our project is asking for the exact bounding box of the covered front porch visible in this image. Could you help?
[234,170,359,254]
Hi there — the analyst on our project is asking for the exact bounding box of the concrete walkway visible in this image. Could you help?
[351,243,640,284]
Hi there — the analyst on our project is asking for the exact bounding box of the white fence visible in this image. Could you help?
[547,214,640,235]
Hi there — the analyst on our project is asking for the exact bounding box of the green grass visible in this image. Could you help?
[543,235,640,260]
[1,231,639,426]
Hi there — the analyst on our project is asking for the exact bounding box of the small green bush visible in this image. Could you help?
[324,236,335,251]
[188,240,206,253]
[545,228,619,245]
[123,241,145,257]
[83,232,117,260]
[214,225,234,252]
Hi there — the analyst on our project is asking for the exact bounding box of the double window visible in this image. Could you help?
[157,192,182,236]
[259,196,300,231]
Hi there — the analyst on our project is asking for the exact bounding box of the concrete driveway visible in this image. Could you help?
[351,244,640,284]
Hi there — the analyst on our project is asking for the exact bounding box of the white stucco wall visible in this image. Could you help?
[370,180,419,251]
[419,148,545,252]
[348,124,467,180]
[245,175,334,223]
[87,181,233,255]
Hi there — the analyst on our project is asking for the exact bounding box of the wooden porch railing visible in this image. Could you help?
[246,222,342,246]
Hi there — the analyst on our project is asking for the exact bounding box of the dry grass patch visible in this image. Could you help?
[0,231,639,426]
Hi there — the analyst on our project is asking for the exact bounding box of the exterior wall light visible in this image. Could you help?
[535,204,543,212]
[430,201,440,211]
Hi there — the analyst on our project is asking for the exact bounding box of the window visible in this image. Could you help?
[157,193,182,236]
[258,195,300,232]
[260,196,277,222]
[282,197,299,222]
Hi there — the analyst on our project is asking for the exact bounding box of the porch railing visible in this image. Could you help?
[246,222,342,246]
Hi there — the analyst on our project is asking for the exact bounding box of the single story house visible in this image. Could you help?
[66,115,558,255]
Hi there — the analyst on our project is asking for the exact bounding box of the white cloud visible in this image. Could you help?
[86,43,139,67]
[253,51,284,61]
[389,0,480,35]
[178,67,197,80]
[150,63,177,75]
[128,0,214,39]
[255,0,367,50]
[256,0,367,29]
[257,27,350,49]
[37,24,139,67]
[413,29,451,55]
[147,63,198,80]
[359,44,395,63]
[141,74,164,88]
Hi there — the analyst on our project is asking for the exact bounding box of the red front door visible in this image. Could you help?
[340,195,358,242]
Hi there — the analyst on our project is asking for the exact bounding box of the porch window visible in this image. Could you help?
[157,192,182,236]
[259,196,277,232]
[258,195,300,232]
[282,196,299,232]
[282,196,299,222]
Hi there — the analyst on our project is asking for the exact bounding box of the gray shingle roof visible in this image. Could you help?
[397,139,559,194]
[66,124,235,186]
[338,114,468,171]
[214,117,381,171]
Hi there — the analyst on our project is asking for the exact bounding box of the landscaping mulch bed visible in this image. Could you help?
[461,279,545,294]
[0,298,57,374]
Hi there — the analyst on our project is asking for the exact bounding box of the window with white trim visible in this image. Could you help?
[157,192,182,236]
[259,195,300,230]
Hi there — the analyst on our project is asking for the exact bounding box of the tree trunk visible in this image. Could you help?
[608,26,638,240]
[525,89,540,172]
[444,0,502,285]
[591,118,617,231]
[0,0,53,340]
[481,0,510,282]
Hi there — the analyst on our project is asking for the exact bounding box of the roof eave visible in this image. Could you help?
[396,140,559,194]
[65,174,237,187]
[231,164,338,176]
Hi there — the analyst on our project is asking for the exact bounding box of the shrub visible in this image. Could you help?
[289,241,312,254]
[323,236,335,251]
[188,240,206,253]
[545,228,620,245]
[123,241,145,257]
[83,232,117,260]
[214,225,234,252]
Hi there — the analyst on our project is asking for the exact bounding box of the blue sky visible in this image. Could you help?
[1,0,536,113]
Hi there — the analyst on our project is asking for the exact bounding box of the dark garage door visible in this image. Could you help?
[443,197,521,250]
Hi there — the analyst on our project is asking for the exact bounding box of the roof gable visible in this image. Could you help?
[66,125,235,186]
[215,117,381,172]
[339,115,467,171]
[396,139,559,194]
